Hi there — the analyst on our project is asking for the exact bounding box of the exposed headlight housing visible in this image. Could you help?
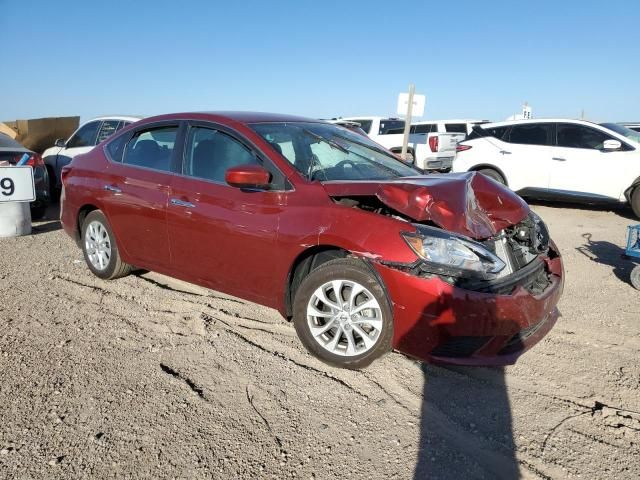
[402,225,506,280]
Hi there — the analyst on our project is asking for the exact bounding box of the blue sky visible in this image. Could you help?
[1,0,638,123]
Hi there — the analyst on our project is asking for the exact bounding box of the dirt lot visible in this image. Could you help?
[0,202,639,479]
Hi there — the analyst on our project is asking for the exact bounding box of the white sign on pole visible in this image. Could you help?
[0,167,36,202]
[397,92,425,117]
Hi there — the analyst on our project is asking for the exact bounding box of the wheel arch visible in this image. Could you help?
[75,204,100,245]
[624,176,640,203]
[468,164,509,186]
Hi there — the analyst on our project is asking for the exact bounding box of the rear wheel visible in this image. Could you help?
[477,168,506,185]
[631,186,640,219]
[292,258,393,369]
[81,210,131,280]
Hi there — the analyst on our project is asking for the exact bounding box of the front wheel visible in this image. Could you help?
[81,210,131,280]
[292,258,394,369]
[477,168,506,185]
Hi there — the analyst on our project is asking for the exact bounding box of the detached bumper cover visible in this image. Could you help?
[374,251,564,366]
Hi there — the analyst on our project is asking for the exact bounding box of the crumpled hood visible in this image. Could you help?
[325,172,530,239]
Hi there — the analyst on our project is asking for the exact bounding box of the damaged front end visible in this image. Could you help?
[324,172,564,365]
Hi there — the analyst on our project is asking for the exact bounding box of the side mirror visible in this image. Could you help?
[603,139,621,151]
[225,165,271,190]
[54,138,66,148]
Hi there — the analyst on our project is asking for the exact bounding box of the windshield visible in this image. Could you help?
[250,122,421,181]
[600,123,640,143]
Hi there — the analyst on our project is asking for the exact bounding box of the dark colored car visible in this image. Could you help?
[0,133,49,219]
[60,112,564,369]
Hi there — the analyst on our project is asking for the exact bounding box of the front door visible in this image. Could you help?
[167,125,284,303]
[549,123,631,200]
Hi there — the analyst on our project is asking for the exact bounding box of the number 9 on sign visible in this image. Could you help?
[1,177,15,196]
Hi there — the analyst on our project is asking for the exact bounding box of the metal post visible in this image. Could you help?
[401,84,415,161]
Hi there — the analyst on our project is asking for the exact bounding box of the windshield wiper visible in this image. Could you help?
[302,128,349,153]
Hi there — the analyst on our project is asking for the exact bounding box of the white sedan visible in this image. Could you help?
[452,119,640,218]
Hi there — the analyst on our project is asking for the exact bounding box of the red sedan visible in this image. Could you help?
[60,112,564,369]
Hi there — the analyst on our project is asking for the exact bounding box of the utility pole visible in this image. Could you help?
[401,84,415,161]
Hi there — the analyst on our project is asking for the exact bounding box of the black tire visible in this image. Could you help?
[631,265,640,290]
[30,205,47,221]
[81,210,131,280]
[631,187,640,219]
[292,258,394,369]
[477,168,506,185]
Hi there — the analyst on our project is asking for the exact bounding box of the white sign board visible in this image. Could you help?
[0,167,36,202]
[397,93,426,117]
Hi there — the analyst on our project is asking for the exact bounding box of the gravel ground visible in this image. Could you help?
[0,201,639,479]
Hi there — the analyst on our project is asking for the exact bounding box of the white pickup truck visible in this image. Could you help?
[341,116,459,171]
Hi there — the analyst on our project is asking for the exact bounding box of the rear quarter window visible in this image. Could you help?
[105,133,129,162]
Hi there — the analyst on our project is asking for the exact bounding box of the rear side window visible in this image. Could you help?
[67,121,101,148]
[557,124,611,150]
[474,126,508,140]
[96,120,121,144]
[506,124,553,146]
[105,134,128,162]
[183,127,258,183]
[122,126,178,172]
[445,123,467,133]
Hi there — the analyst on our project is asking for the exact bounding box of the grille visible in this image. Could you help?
[430,336,492,358]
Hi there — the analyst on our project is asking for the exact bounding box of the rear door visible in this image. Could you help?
[495,123,554,191]
[101,122,182,270]
[167,123,285,303]
[550,123,633,199]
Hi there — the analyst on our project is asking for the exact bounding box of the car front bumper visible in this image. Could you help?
[373,248,564,366]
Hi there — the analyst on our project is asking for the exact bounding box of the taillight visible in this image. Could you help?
[16,153,44,167]
[456,144,472,152]
[428,136,438,152]
[60,166,71,185]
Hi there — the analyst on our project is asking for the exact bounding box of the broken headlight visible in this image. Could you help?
[402,225,506,280]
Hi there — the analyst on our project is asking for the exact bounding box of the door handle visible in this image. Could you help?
[552,157,566,162]
[103,185,122,193]
[499,150,512,155]
[170,198,195,208]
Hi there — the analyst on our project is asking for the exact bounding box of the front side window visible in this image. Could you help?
[557,124,611,150]
[122,126,178,172]
[412,124,437,134]
[251,122,420,181]
[96,120,121,144]
[184,127,258,183]
[67,121,101,148]
[506,124,553,146]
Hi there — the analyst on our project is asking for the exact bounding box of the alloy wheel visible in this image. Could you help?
[306,279,383,357]
[85,220,112,271]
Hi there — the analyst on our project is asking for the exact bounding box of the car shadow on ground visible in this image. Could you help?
[405,293,522,478]
[526,198,637,220]
[31,202,61,235]
[575,232,637,283]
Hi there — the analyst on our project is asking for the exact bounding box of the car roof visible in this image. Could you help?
[413,119,488,124]
[139,111,326,125]
[477,118,603,129]
[85,115,144,123]
[0,132,28,150]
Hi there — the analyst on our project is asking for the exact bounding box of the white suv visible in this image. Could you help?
[43,115,141,194]
[453,119,640,217]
